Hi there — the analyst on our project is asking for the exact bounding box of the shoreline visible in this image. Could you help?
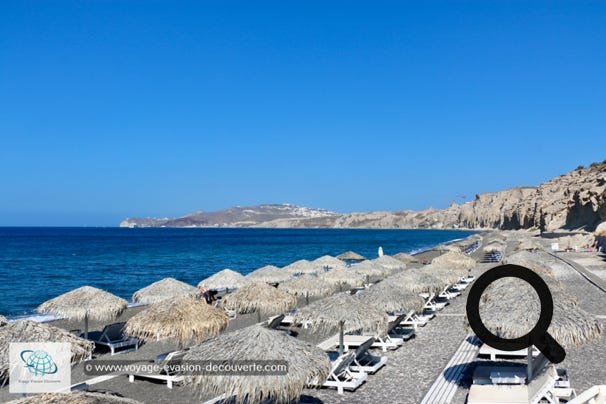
[1,230,477,320]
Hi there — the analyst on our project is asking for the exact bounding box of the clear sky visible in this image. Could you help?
[1,1,605,226]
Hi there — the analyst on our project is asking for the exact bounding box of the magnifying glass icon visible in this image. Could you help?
[466,264,566,364]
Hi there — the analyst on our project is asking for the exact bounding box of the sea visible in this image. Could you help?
[0,227,475,319]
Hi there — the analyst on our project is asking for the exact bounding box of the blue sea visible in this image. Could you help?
[0,227,475,318]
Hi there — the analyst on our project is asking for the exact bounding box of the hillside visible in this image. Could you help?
[120,162,606,232]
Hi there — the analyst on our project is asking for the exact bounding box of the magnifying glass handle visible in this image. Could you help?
[534,332,566,364]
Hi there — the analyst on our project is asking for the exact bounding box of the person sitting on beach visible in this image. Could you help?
[199,286,211,304]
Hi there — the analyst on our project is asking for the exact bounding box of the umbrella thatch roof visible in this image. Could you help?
[0,315,7,327]
[319,268,366,287]
[198,269,248,290]
[36,286,128,322]
[312,255,346,271]
[245,265,292,283]
[483,243,505,252]
[282,259,318,275]
[353,281,425,313]
[336,251,367,261]
[0,320,94,380]
[279,275,336,298]
[372,255,406,271]
[352,260,392,278]
[184,325,330,404]
[125,296,228,346]
[424,263,467,284]
[438,244,461,253]
[222,282,297,315]
[294,292,388,336]
[6,392,142,404]
[387,268,449,294]
[132,277,199,304]
[431,251,476,271]
[393,252,419,264]
[476,278,602,348]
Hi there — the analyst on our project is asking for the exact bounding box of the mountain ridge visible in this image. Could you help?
[120,163,606,232]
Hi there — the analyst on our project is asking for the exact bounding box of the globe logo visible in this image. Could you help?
[20,350,58,376]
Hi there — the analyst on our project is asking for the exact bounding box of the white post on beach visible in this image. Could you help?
[527,346,533,382]
[339,320,345,356]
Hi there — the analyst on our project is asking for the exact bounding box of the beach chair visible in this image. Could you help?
[478,344,539,361]
[128,350,186,389]
[567,385,605,403]
[467,364,559,404]
[343,320,406,352]
[348,337,387,374]
[439,286,461,299]
[87,322,139,355]
[388,310,429,330]
[314,351,367,394]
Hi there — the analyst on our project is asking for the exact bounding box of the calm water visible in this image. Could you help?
[0,227,475,316]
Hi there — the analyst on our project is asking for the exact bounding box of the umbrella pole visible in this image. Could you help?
[339,321,344,357]
[257,310,261,323]
[305,292,309,306]
[84,313,89,340]
[527,346,533,381]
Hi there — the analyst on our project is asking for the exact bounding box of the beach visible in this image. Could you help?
[1,231,605,403]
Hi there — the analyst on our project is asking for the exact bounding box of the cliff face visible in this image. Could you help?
[120,163,606,231]
[456,165,606,232]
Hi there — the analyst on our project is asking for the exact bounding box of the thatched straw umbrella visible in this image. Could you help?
[372,255,406,272]
[294,292,388,355]
[353,260,392,280]
[0,315,7,327]
[312,255,347,271]
[319,268,366,290]
[198,269,248,291]
[431,251,476,271]
[279,275,336,303]
[517,238,543,251]
[388,268,449,294]
[438,244,461,253]
[424,263,468,285]
[7,391,142,404]
[222,282,297,321]
[353,281,425,314]
[132,277,199,304]
[283,259,318,275]
[183,325,330,404]
[36,286,128,339]
[393,252,419,264]
[483,242,505,252]
[336,251,366,261]
[476,277,602,348]
[245,265,292,284]
[125,296,228,347]
[0,320,94,380]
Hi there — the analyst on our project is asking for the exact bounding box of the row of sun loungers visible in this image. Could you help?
[464,240,482,255]
[314,275,475,395]
[482,250,504,263]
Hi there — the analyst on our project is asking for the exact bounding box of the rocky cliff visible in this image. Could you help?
[121,162,606,232]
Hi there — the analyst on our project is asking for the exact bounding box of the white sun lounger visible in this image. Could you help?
[87,322,139,356]
[311,351,367,394]
[388,310,429,330]
[567,385,606,403]
[467,365,559,404]
[478,344,540,361]
[346,337,387,374]
[128,350,186,389]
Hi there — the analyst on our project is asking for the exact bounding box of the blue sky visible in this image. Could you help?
[1,1,605,226]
